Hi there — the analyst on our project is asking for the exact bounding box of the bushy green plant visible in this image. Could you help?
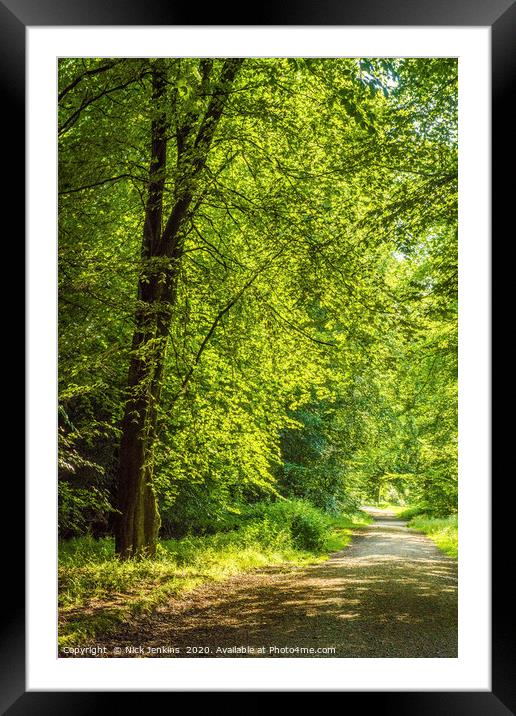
[59,498,369,645]
[290,510,328,550]
[58,482,115,537]
[242,499,332,551]
[397,504,430,520]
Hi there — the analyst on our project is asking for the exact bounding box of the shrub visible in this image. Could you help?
[289,508,329,550]
[242,498,331,551]
[397,504,430,520]
[58,482,115,537]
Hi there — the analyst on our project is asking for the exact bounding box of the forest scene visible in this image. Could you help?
[58,56,458,658]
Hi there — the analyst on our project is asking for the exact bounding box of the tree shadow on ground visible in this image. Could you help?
[93,523,458,659]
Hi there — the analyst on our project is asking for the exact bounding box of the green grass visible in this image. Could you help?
[323,512,371,551]
[406,514,458,558]
[375,501,406,511]
[364,502,411,515]
[58,500,370,647]
[396,504,430,520]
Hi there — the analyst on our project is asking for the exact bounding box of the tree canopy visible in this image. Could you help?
[58,57,458,556]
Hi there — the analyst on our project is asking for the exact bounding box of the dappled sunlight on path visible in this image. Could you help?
[91,510,458,658]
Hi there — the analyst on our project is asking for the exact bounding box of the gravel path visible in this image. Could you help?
[96,508,458,658]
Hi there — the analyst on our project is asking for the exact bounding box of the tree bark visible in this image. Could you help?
[115,58,243,558]
[115,60,169,558]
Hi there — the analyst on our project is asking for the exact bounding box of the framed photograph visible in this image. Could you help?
[8,0,509,710]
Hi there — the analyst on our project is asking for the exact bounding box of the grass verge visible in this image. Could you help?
[406,514,458,558]
[58,500,370,647]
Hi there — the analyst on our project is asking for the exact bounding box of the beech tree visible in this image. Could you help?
[58,57,458,554]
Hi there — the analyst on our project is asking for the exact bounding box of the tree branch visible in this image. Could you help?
[263,300,336,348]
[58,173,145,195]
[58,60,123,102]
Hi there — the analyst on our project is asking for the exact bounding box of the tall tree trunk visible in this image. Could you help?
[115,58,243,558]
[115,60,170,558]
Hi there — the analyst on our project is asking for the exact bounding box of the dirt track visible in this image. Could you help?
[92,508,457,658]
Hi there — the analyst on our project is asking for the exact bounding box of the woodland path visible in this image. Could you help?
[100,508,458,658]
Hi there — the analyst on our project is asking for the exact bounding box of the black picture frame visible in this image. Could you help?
[9,0,509,711]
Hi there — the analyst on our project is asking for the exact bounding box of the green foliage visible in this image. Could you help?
[59,500,368,644]
[396,504,430,520]
[58,482,115,537]
[58,57,457,544]
[407,514,458,558]
[279,401,362,514]
[291,509,330,550]
[243,499,333,550]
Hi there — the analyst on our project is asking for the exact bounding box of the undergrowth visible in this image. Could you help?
[58,499,370,647]
[407,514,458,558]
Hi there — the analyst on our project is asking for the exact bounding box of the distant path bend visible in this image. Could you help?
[103,507,458,658]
